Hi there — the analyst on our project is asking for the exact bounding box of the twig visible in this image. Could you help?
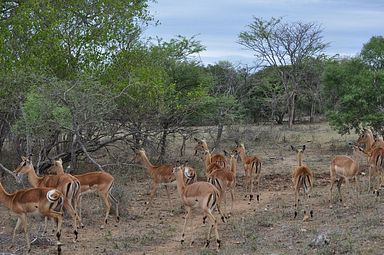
[0,163,18,180]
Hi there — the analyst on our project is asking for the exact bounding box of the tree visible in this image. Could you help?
[238,17,328,127]
[323,57,384,134]
[360,36,384,70]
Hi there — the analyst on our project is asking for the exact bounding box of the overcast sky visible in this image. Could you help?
[143,0,384,66]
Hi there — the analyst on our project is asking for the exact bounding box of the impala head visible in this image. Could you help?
[291,145,306,166]
[357,128,374,145]
[194,138,208,155]
[232,141,245,154]
[131,147,146,162]
[46,158,64,175]
[14,155,33,177]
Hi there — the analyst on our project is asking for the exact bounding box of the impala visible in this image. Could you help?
[194,138,227,169]
[133,147,196,206]
[0,182,64,254]
[207,150,237,217]
[291,145,313,221]
[232,141,262,204]
[329,145,362,207]
[14,156,81,241]
[356,128,384,194]
[46,159,119,228]
[172,162,225,251]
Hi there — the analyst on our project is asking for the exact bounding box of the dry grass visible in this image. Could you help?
[1,122,383,255]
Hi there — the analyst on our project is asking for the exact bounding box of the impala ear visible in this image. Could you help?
[302,145,306,152]
[223,150,229,156]
[235,140,239,146]
[290,145,296,151]
[194,138,199,142]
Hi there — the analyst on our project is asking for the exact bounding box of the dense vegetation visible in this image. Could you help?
[0,1,383,170]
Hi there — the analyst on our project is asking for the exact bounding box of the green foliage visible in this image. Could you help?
[360,36,384,70]
[323,57,384,134]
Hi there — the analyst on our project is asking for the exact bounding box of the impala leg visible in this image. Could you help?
[108,192,120,222]
[205,211,220,251]
[12,217,22,247]
[229,189,234,217]
[20,214,30,253]
[148,183,159,207]
[181,207,191,245]
[336,178,343,203]
[256,175,260,203]
[329,178,335,208]
[249,171,254,204]
[100,192,111,229]
[63,198,79,241]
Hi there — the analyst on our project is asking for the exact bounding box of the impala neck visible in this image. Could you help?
[230,156,237,175]
[365,133,375,153]
[238,147,247,163]
[203,151,211,169]
[0,182,14,209]
[25,165,42,188]
[297,152,303,166]
[138,151,155,173]
[175,168,186,198]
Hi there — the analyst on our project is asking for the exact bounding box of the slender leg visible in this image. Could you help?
[12,217,22,245]
[100,192,111,229]
[181,207,191,245]
[20,214,30,253]
[148,183,159,206]
[108,192,120,222]
[329,178,335,207]
[205,211,220,251]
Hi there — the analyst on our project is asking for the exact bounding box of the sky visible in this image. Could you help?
[143,0,384,66]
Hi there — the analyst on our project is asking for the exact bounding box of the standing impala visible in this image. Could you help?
[46,159,119,229]
[329,144,362,207]
[207,150,238,217]
[291,145,313,221]
[14,156,81,241]
[0,182,64,254]
[133,147,196,206]
[194,138,227,169]
[172,162,225,251]
[232,141,262,204]
[356,128,384,194]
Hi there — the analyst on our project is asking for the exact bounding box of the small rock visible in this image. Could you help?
[310,233,330,247]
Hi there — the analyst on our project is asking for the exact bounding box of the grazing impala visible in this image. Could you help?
[207,150,238,217]
[172,162,225,251]
[46,159,119,229]
[291,145,313,221]
[133,147,196,206]
[356,128,384,194]
[0,182,64,254]
[14,156,81,241]
[232,141,262,204]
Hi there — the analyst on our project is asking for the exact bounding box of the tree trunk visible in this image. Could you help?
[213,123,223,151]
[288,93,296,128]
[158,124,169,163]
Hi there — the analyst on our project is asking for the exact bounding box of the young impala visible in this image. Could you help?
[232,141,262,204]
[0,182,64,254]
[14,156,81,241]
[46,159,119,229]
[329,144,362,207]
[173,162,225,251]
[291,145,313,221]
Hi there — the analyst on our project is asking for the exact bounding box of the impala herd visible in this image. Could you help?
[0,128,384,253]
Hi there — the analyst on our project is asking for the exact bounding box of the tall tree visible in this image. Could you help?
[238,17,328,127]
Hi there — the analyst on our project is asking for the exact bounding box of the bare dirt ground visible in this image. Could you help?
[1,122,384,255]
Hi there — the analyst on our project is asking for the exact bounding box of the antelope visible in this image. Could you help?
[232,141,262,204]
[291,145,313,221]
[207,150,238,217]
[201,150,226,178]
[329,145,363,207]
[14,156,81,241]
[0,182,64,254]
[46,159,119,229]
[172,163,226,251]
[356,128,384,194]
[194,138,227,169]
[133,147,196,206]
